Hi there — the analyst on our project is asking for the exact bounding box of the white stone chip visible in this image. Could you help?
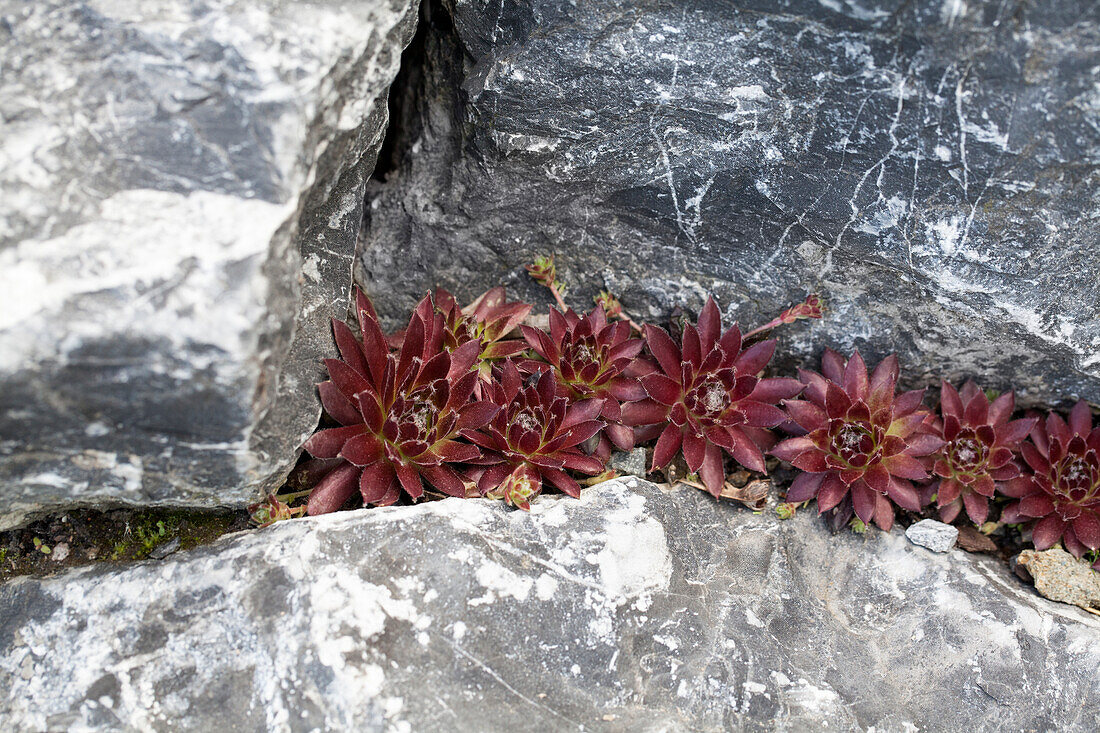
[905,519,959,553]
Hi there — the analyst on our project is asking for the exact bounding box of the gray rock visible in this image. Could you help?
[609,447,647,478]
[362,0,1100,405]
[2,477,1098,730]
[0,0,419,526]
[906,518,960,553]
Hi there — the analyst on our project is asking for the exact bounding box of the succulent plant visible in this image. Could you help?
[248,494,307,528]
[921,381,1036,525]
[526,254,571,311]
[303,290,498,515]
[771,350,943,531]
[465,361,606,510]
[519,306,646,458]
[742,293,825,340]
[620,297,802,496]
[391,287,531,384]
[1002,401,1100,558]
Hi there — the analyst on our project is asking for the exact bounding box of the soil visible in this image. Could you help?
[0,506,250,583]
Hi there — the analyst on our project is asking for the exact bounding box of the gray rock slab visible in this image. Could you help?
[609,447,647,478]
[0,0,419,526]
[362,0,1100,405]
[2,478,1098,731]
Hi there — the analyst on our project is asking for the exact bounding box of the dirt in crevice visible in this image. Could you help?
[0,506,250,583]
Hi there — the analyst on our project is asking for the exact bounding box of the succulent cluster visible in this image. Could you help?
[769,350,1100,564]
[281,265,1097,571]
[294,285,822,516]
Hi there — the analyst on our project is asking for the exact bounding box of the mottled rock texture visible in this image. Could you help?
[1019,548,1100,611]
[0,0,419,526]
[2,478,1098,730]
[362,0,1100,405]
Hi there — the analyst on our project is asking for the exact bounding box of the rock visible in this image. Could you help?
[609,447,647,478]
[0,0,419,526]
[2,477,1099,730]
[956,525,999,554]
[905,518,960,553]
[362,0,1100,405]
[1018,548,1100,612]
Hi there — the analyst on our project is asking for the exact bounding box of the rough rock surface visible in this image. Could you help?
[1019,548,1100,611]
[2,478,1098,730]
[362,0,1100,404]
[0,0,419,525]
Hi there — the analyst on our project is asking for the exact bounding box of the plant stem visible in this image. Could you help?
[742,318,783,341]
[547,282,569,313]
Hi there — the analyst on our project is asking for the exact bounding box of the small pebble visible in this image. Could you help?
[905,519,958,553]
[610,448,647,478]
[51,543,70,562]
[149,537,182,560]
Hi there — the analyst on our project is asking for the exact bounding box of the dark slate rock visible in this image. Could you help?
[362,0,1100,405]
[1,478,1098,730]
[0,0,419,526]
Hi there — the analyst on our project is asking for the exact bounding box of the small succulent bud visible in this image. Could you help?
[775,502,798,520]
[849,518,868,534]
[248,494,306,528]
[778,294,824,325]
[595,290,623,319]
[486,465,542,511]
[525,255,558,288]
[585,469,620,486]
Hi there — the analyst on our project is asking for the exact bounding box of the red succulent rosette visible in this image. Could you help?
[519,306,646,459]
[920,381,1035,525]
[466,361,606,510]
[772,350,943,530]
[1001,401,1100,557]
[303,290,498,515]
[620,297,802,496]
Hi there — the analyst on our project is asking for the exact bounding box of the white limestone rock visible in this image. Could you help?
[0,0,420,526]
[1,478,1098,730]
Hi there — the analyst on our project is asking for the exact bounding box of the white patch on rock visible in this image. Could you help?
[469,560,534,605]
[535,573,559,601]
[594,494,673,605]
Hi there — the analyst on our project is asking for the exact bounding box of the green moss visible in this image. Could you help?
[0,506,248,582]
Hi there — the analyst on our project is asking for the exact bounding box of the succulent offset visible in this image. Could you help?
[391,287,531,383]
[772,350,943,531]
[921,381,1035,525]
[520,306,646,459]
[1002,401,1100,558]
[465,361,606,510]
[621,297,802,496]
[302,290,498,515]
